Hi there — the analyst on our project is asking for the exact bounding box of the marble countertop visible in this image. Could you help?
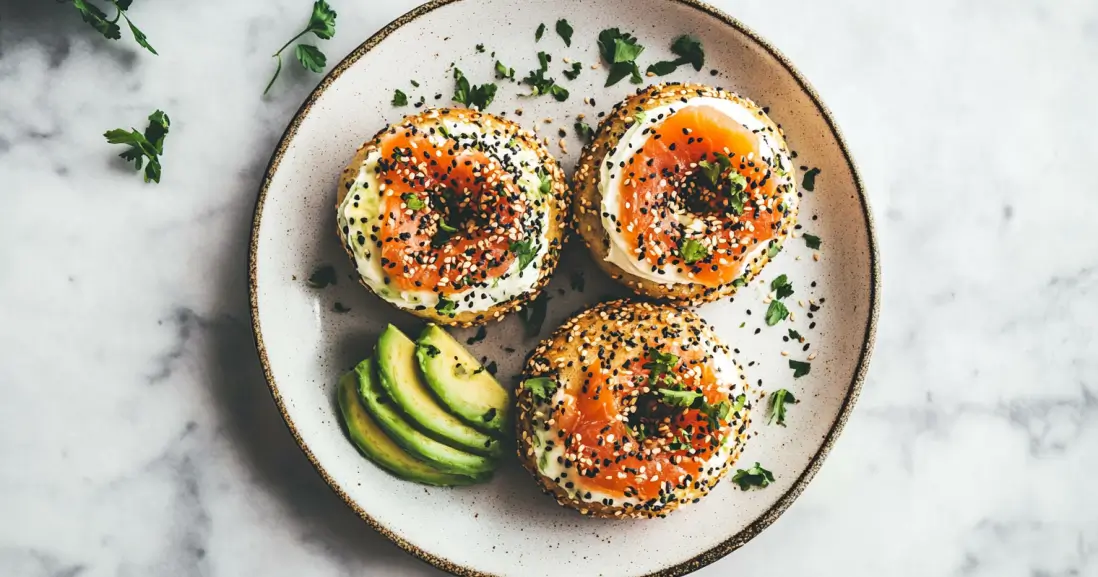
[2,0,1096,575]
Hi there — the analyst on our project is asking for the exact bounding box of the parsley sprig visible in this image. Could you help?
[732,462,775,490]
[453,68,498,110]
[103,110,170,183]
[264,1,338,95]
[647,35,705,76]
[597,28,645,86]
[68,0,157,55]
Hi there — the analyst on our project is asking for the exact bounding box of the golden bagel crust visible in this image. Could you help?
[572,83,798,305]
[515,300,753,519]
[336,108,569,327]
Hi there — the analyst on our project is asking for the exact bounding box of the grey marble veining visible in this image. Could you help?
[1,0,1096,576]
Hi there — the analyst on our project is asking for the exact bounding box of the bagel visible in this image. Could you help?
[573,83,798,305]
[515,300,753,519]
[337,108,569,327]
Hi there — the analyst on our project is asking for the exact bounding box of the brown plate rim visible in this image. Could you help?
[247,1,881,575]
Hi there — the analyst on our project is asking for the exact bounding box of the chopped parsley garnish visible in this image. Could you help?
[401,192,425,210]
[574,121,595,142]
[766,242,782,259]
[770,274,794,299]
[332,302,351,313]
[788,328,803,341]
[391,89,408,106]
[104,109,170,183]
[789,359,811,378]
[435,297,457,316]
[732,393,747,414]
[420,343,441,358]
[495,60,515,80]
[803,233,822,250]
[563,62,583,80]
[466,326,487,345]
[643,349,679,385]
[438,218,458,233]
[452,67,497,110]
[569,271,585,292]
[696,152,730,187]
[646,35,705,76]
[598,28,645,86]
[518,292,550,337]
[508,239,538,271]
[69,0,157,54]
[535,23,546,41]
[555,19,573,46]
[264,0,337,95]
[732,462,774,490]
[524,376,558,401]
[768,389,798,426]
[475,43,485,53]
[657,388,703,407]
[437,124,451,138]
[634,111,647,125]
[765,300,789,326]
[306,264,337,288]
[523,52,569,100]
[802,167,821,191]
[537,168,553,195]
[410,80,420,87]
[680,238,709,264]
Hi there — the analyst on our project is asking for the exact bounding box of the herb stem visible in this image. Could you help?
[272,29,310,59]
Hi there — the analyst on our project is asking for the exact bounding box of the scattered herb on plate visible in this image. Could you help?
[789,359,811,378]
[555,19,573,46]
[523,52,569,101]
[475,43,485,53]
[563,61,583,80]
[535,23,546,41]
[802,167,821,191]
[771,274,794,300]
[732,462,774,490]
[264,0,337,95]
[803,233,822,250]
[574,121,594,142]
[392,89,408,107]
[646,35,705,76]
[765,300,789,326]
[767,389,798,426]
[495,60,515,80]
[597,28,645,86]
[104,109,170,183]
[452,67,498,110]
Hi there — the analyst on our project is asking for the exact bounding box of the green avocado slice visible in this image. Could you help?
[354,357,496,476]
[375,325,503,457]
[336,370,486,486]
[415,324,511,434]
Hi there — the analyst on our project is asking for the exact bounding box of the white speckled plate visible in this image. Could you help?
[249,0,879,575]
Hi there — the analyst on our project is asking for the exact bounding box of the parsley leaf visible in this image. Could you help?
[802,167,821,191]
[435,297,457,316]
[732,393,747,415]
[438,218,458,233]
[789,359,811,378]
[410,80,420,87]
[306,264,337,288]
[452,67,497,110]
[524,376,558,401]
[643,349,679,384]
[537,168,553,195]
[647,35,704,76]
[518,292,550,337]
[765,300,789,326]
[766,242,782,259]
[770,274,794,299]
[555,19,573,46]
[495,60,515,80]
[788,328,803,341]
[401,193,425,210]
[392,89,408,107]
[803,233,822,250]
[71,0,157,54]
[103,109,170,183]
[732,462,774,490]
[680,238,709,264]
[658,388,703,407]
[563,62,583,80]
[475,43,485,53]
[508,239,539,271]
[265,0,337,95]
[536,23,546,41]
[523,53,568,99]
[549,84,569,101]
[768,389,798,426]
[598,28,645,86]
[574,121,594,142]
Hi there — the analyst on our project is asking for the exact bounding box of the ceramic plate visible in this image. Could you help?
[249,0,879,575]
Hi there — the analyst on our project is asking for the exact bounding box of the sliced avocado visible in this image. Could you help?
[415,324,511,434]
[376,325,503,457]
[353,358,496,476]
[336,371,484,486]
